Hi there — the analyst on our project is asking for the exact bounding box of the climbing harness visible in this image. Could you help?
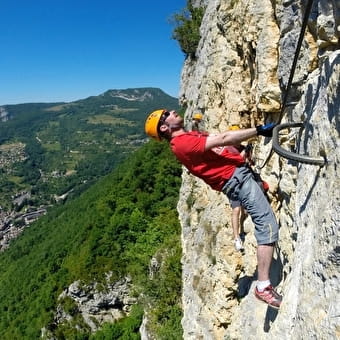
[259,0,326,167]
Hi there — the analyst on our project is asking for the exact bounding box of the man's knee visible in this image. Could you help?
[255,223,279,244]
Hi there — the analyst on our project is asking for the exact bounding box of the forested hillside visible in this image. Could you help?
[0,140,183,339]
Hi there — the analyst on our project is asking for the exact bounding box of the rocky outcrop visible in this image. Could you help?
[42,275,136,337]
[0,107,10,122]
[178,0,339,339]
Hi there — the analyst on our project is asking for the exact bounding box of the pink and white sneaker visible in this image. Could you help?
[254,285,282,309]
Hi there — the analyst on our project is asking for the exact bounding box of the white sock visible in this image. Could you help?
[257,280,271,292]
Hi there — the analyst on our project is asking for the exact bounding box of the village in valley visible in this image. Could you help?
[0,142,47,250]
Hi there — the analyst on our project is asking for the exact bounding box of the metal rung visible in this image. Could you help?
[272,122,326,166]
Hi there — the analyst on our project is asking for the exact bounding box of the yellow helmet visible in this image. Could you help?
[145,109,166,141]
[193,113,203,121]
[229,124,240,130]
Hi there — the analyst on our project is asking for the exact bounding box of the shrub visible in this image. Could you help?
[171,0,205,58]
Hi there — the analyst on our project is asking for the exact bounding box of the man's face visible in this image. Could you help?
[163,110,183,126]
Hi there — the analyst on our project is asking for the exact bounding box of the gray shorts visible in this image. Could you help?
[222,167,279,245]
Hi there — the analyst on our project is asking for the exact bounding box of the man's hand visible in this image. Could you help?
[256,123,276,137]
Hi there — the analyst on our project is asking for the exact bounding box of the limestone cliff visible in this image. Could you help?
[177,0,339,339]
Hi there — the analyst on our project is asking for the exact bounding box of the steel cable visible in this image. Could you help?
[258,0,326,167]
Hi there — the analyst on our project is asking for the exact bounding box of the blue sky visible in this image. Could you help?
[0,0,186,105]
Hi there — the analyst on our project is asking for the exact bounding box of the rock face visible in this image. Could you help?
[178,0,339,339]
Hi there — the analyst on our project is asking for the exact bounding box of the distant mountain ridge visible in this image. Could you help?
[0,87,178,122]
[100,88,168,101]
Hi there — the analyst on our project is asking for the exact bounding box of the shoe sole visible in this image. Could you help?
[255,294,280,310]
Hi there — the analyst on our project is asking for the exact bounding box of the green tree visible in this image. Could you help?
[171,0,205,57]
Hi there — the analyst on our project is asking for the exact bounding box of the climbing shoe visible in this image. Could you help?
[234,237,244,251]
[254,285,282,309]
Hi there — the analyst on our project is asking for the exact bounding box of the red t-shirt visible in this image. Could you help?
[170,132,245,191]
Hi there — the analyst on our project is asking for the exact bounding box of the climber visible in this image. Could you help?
[192,113,203,131]
[144,109,282,309]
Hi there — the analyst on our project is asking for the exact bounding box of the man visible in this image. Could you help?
[192,112,203,131]
[144,109,282,309]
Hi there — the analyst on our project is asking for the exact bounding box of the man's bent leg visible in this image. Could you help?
[257,243,274,281]
[233,172,282,307]
[238,176,279,244]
